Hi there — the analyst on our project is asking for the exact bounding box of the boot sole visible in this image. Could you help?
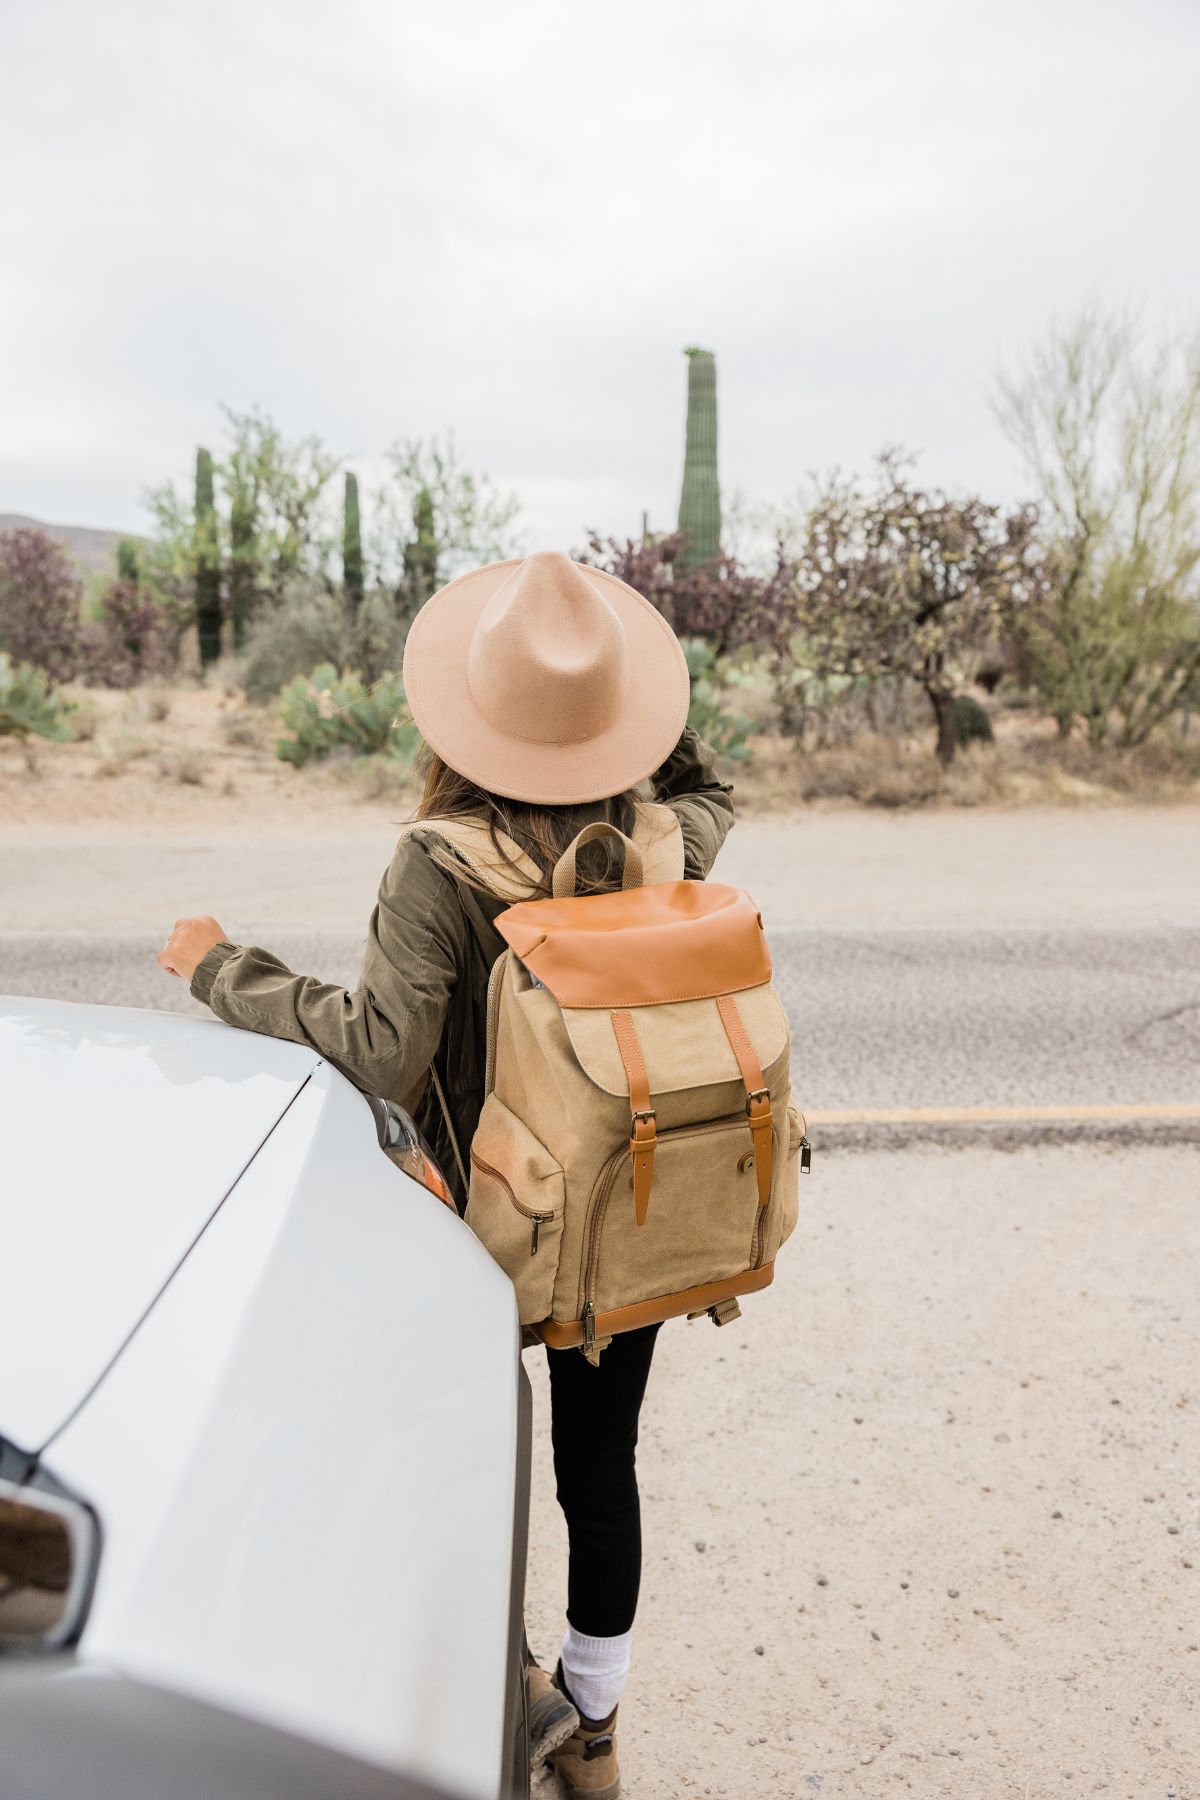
[530,1701,581,1766]
[555,1774,620,1800]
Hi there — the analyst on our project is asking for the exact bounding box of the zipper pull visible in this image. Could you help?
[800,1136,812,1173]
[583,1300,596,1355]
[530,1214,545,1255]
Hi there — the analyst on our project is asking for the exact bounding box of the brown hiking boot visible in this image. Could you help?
[527,1657,580,1765]
[547,1662,620,1800]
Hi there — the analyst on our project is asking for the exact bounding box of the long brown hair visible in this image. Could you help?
[412,745,639,899]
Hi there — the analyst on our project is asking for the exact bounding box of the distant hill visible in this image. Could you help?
[0,514,145,577]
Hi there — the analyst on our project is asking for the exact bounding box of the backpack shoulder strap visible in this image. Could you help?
[632,801,686,885]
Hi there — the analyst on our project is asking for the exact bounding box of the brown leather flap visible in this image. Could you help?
[495,880,771,1009]
[562,984,789,1098]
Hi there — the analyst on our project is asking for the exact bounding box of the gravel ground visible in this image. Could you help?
[527,1144,1199,1800]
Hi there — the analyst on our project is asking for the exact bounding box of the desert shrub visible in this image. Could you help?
[157,747,208,785]
[142,685,172,722]
[0,653,75,768]
[0,528,84,680]
[67,694,103,741]
[79,581,176,687]
[997,315,1200,746]
[275,665,417,767]
[681,638,753,760]
[954,693,994,745]
[242,582,407,701]
[580,531,795,655]
[788,453,1043,766]
[337,751,417,803]
[92,731,154,778]
[220,707,265,748]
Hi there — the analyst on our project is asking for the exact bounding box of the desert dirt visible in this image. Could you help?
[3,690,1200,1799]
[526,1144,1199,1800]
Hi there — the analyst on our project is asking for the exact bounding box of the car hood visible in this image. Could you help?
[0,997,320,1451]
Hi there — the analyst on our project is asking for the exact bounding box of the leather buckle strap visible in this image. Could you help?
[716,993,773,1208]
[611,1009,656,1226]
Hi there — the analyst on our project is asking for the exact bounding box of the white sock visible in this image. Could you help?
[560,1622,632,1721]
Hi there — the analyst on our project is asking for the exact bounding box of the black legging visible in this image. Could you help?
[545,1322,661,1639]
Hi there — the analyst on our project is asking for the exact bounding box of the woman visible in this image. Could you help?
[159,551,734,1800]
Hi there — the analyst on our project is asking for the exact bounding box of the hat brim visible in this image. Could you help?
[402,559,691,804]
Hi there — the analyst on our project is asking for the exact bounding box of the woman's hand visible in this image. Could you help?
[158,915,227,983]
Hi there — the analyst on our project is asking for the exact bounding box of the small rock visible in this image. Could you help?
[1051,1509,1063,1519]
[860,1752,874,1764]
[816,1574,828,1586]
[870,1629,881,1641]
[900,1580,909,1589]
[853,1416,863,1424]
[694,1539,707,1552]
[947,1588,960,1599]
[1167,1526,1180,1535]
[754,1644,765,1656]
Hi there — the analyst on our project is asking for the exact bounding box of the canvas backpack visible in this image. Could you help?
[459,818,809,1362]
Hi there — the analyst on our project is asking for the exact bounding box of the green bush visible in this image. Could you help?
[242,581,408,702]
[681,637,752,761]
[275,665,418,768]
[0,653,75,766]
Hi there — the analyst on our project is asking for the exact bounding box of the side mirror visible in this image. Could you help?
[0,1477,98,1653]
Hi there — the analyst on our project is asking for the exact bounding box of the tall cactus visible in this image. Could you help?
[343,471,365,613]
[193,447,222,667]
[677,347,721,570]
[403,487,439,618]
[228,478,257,653]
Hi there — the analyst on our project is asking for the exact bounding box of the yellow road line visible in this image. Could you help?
[807,1103,1200,1126]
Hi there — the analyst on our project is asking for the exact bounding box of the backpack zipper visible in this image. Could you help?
[470,1151,556,1254]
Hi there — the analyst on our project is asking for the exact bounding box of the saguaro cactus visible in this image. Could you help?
[677,347,721,570]
[343,471,365,613]
[193,447,222,667]
[402,487,439,617]
[228,482,257,653]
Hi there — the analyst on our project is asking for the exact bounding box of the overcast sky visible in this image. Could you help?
[3,0,1198,554]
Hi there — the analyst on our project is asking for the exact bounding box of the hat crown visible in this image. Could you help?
[466,552,629,746]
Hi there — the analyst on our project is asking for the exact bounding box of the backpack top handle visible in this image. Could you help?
[552,823,645,899]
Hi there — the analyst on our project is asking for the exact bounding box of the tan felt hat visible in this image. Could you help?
[402,551,690,804]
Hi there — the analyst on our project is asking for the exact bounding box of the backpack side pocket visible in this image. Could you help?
[760,1100,805,1264]
[466,1095,565,1326]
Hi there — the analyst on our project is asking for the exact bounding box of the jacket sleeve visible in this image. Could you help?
[189,836,463,1108]
[649,725,736,879]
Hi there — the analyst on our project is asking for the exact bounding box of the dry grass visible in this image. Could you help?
[156,746,209,786]
[92,731,155,778]
[733,727,1200,810]
[5,682,1200,825]
[331,751,417,804]
[219,705,268,749]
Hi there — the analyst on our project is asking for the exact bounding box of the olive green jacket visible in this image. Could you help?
[191,728,735,1207]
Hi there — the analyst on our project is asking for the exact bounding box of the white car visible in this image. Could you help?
[0,996,531,1800]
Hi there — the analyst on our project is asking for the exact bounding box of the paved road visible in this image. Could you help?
[5,924,1198,1134]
